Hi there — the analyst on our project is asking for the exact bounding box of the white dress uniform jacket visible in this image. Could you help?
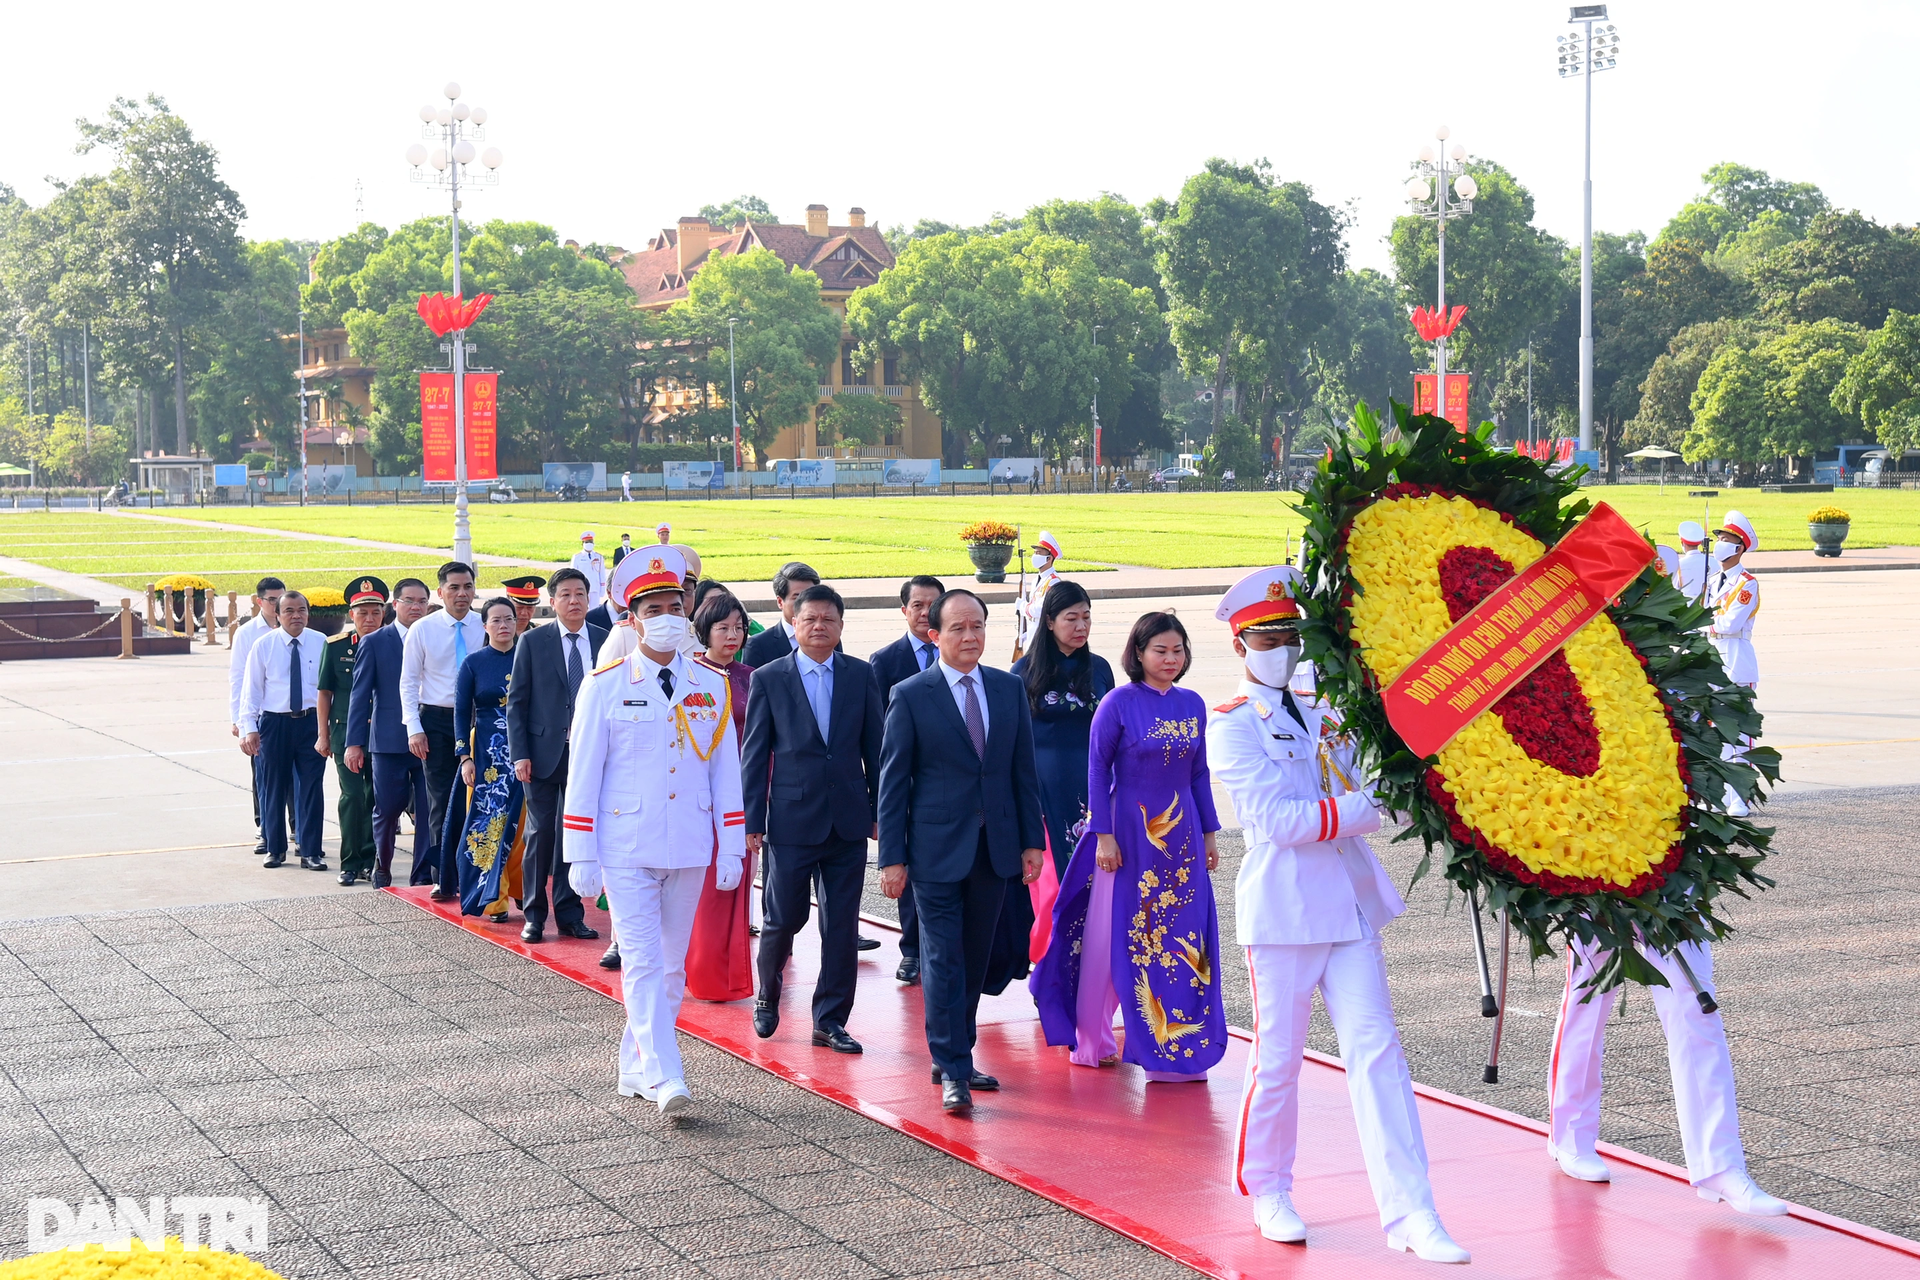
[1672,549,1710,606]
[1706,566,1760,686]
[561,648,745,870]
[1206,680,1400,945]
[570,548,608,613]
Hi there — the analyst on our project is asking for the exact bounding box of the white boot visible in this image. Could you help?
[656,1078,693,1118]
[1721,783,1750,818]
[1386,1211,1470,1264]
[1252,1191,1306,1243]
[617,1075,657,1101]
[1697,1169,1788,1216]
[1548,1142,1611,1183]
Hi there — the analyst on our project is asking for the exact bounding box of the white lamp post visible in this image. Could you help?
[405,81,504,568]
[1405,126,1476,407]
[1558,6,1620,454]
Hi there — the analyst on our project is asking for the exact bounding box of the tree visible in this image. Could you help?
[698,195,778,230]
[1659,162,1828,251]
[1624,320,1748,452]
[78,95,247,454]
[191,239,305,461]
[670,248,840,459]
[1200,413,1260,480]
[818,393,900,447]
[479,283,647,464]
[1685,319,1868,474]
[1833,309,1920,459]
[1750,210,1920,328]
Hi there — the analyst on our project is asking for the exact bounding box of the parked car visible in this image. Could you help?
[1154,466,1199,483]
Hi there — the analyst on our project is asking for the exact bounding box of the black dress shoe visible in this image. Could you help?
[262,855,285,869]
[253,843,268,857]
[521,924,544,943]
[747,924,760,938]
[895,957,920,984]
[371,871,392,888]
[857,935,881,952]
[300,857,329,871]
[598,943,621,970]
[753,1003,778,1039]
[941,1078,973,1113]
[337,870,359,886]
[812,1024,862,1054]
[929,1066,998,1090]
[559,923,599,940]
[429,888,457,902]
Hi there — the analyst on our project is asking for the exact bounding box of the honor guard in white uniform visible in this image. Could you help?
[569,531,608,613]
[1673,520,1710,605]
[1017,531,1064,654]
[1546,503,1784,1216]
[564,546,745,1117]
[1204,567,1468,1264]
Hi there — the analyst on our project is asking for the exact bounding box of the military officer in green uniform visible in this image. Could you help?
[317,577,389,885]
[502,574,547,637]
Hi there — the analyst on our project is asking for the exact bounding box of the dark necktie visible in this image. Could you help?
[959,673,986,758]
[1280,689,1311,735]
[920,641,937,670]
[565,631,585,709]
[658,666,674,700]
[288,638,302,714]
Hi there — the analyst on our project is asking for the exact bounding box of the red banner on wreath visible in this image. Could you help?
[1413,373,1472,434]
[463,373,499,481]
[1381,503,1654,759]
[420,373,456,483]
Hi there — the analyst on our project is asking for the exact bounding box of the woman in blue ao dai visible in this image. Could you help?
[1030,611,1226,1081]
[454,598,525,917]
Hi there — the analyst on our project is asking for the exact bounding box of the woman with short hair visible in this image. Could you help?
[1029,610,1226,1081]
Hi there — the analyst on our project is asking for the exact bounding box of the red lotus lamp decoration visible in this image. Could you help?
[416,292,495,337]
[1410,304,1467,343]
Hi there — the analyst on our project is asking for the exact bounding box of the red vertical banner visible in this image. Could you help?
[463,373,499,481]
[420,373,455,483]
[1093,424,1102,470]
[1412,373,1471,434]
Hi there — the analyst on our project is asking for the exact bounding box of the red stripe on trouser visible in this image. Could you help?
[1234,945,1260,1195]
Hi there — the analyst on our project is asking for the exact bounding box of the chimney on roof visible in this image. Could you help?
[805,204,829,238]
[676,217,711,275]
[847,207,866,228]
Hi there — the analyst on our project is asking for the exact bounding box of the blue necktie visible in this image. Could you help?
[453,616,468,669]
[808,664,831,742]
[288,637,302,714]
[960,674,986,759]
[919,641,936,670]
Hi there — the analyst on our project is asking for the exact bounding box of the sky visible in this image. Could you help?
[2,0,1914,277]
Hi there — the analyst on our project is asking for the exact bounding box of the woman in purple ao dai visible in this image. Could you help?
[1030,612,1226,1081]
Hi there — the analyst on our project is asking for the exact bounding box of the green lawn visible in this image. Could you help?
[3,486,1914,594]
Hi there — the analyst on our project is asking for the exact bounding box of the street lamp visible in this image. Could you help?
[406,80,504,568]
[1558,6,1621,454]
[1405,125,1476,413]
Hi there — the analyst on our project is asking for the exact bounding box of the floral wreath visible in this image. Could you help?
[1295,402,1778,991]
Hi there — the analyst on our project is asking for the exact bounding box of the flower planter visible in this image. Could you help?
[1808,521,1849,557]
[306,607,348,636]
[966,542,1015,583]
[165,589,206,629]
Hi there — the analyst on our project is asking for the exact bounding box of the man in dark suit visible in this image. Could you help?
[877,589,1045,1113]
[742,584,884,1054]
[740,561,820,669]
[868,574,945,984]
[346,578,434,888]
[507,566,607,945]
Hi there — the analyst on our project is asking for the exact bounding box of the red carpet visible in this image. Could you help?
[390,886,1920,1278]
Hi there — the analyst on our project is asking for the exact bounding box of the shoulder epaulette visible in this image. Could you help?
[1213,696,1249,713]
[692,655,727,674]
[591,655,625,675]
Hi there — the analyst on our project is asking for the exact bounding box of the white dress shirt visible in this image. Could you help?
[228,613,276,724]
[400,607,486,734]
[908,633,938,671]
[238,628,328,734]
[552,619,593,680]
[938,659,989,740]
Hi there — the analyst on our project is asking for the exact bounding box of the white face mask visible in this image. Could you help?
[1711,539,1742,565]
[1244,642,1301,689]
[640,613,689,651]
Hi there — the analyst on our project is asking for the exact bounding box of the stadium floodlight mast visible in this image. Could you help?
[1404,126,1477,412]
[405,81,504,568]
[1559,5,1620,454]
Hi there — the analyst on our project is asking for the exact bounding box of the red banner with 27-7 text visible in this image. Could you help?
[419,372,499,483]
[1381,503,1655,759]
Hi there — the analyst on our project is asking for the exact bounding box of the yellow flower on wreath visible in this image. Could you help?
[1344,493,1687,890]
[0,1238,286,1278]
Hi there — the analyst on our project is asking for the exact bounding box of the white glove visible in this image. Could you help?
[568,859,604,898]
[714,853,744,893]
[1333,790,1384,840]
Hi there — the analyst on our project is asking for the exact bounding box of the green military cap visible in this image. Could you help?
[345,576,391,607]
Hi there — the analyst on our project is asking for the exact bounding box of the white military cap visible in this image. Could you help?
[1678,520,1706,548]
[608,544,687,608]
[1215,565,1304,635]
[1715,510,1758,552]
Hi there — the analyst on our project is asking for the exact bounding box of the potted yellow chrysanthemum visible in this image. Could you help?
[300,586,349,636]
[1807,505,1850,558]
[959,520,1020,583]
[154,573,216,630]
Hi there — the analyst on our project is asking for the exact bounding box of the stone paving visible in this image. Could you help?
[0,893,1193,1280]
